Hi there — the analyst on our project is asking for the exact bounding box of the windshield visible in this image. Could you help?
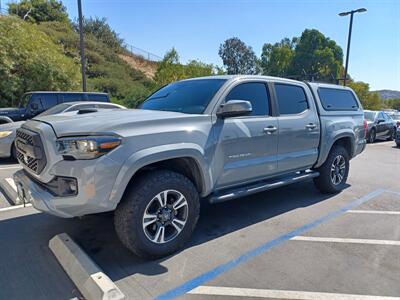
[37,103,71,117]
[18,93,32,108]
[364,111,376,121]
[141,79,226,114]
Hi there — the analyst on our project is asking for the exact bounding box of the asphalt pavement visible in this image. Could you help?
[0,141,399,300]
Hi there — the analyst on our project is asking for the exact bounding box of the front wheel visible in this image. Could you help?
[368,128,376,143]
[114,170,200,258]
[313,145,350,194]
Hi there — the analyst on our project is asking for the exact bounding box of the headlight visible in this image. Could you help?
[0,131,13,138]
[56,136,121,160]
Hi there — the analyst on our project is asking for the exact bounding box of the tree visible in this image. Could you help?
[261,38,297,77]
[8,0,69,24]
[218,37,259,75]
[385,98,400,111]
[74,17,123,51]
[154,48,217,87]
[0,17,80,106]
[347,81,381,110]
[290,29,343,82]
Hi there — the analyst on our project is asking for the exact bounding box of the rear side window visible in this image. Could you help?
[226,82,270,116]
[61,94,82,103]
[275,84,308,115]
[89,94,109,102]
[40,94,58,109]
[318,88,359,111]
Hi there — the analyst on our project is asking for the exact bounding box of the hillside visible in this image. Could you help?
[375,89,400,100]
[119,53,158,79]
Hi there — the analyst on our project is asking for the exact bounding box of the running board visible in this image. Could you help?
[208,171,319,204]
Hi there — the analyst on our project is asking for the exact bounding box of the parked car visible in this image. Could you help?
[14,75,366,258]
[0,101,125,159]
[364,110,396,143]
[0,91,110,123]
[393,114,400,147]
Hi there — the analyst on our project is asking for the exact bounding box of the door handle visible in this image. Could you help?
[263,126,277,134]
[306,123,317,130]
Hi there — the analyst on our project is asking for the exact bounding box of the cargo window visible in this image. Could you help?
[275,84,308,115]
[226,82,270,116]
[318,88,359,111]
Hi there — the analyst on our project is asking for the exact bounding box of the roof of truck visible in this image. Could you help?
[24,91,108,95]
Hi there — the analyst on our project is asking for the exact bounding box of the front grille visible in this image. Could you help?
[15,128,47,174]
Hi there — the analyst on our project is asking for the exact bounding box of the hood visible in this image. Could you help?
[0,107,25,117]
[31,109,203,137]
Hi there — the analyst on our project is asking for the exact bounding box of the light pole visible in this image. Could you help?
[339,8,367,86]
[77,0,86,92]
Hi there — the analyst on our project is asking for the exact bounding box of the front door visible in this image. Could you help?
[273,83,320,173]
[213,81,278,189]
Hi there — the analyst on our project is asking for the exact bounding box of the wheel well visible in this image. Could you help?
[127,157,204,194]
[332,137,353,157]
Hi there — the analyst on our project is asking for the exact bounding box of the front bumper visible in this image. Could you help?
[14,155,122,218]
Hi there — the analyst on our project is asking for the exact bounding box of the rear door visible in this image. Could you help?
[214,81,278,188]
[273,82,320,173]
[376,112,387,138]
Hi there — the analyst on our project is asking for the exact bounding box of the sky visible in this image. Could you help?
[6,0,400,91]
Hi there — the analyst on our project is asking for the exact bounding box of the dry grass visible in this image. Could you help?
[119,53,158,79]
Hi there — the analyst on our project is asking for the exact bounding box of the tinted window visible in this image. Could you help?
[37,103,71,117]
[318,88,358,110]
[61,94,82,103]
[226,82,270,116]
[275,84,308,115]
[89,94,109,102]
[141,79,226,114]
[40,94,58,109]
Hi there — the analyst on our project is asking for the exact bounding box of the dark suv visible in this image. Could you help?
[0,92,109,123]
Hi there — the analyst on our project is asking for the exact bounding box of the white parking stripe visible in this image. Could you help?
[367,141,393,146]
[0,203,32,212]
[291,236,400,246]
[348,210,400,215]
[188,286,399,299]
[0,166,21,170]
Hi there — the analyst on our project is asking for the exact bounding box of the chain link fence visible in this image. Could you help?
[122,42,162,62]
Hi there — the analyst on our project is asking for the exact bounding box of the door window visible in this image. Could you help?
[275,84,308,115]
[225,82,270,116]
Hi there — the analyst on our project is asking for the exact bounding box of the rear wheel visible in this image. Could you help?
[313,145,349,194]
[114,170,200,258]
[387,128,396,141]
[368,128,376,143]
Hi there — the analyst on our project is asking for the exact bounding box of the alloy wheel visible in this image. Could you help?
[330,155,346,185]
[142,190,188,244]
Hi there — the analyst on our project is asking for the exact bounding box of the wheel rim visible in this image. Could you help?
[370,131,375,142]
[142,189,188,244]
[330,155,346,186]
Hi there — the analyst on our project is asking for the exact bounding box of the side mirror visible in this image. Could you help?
[217,100,252,118]
[377,119,385,124]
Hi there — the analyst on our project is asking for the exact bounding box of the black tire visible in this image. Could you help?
[114,170,200,258]
[396,142,400,148]
[313,145,350,194]
[368,128,376,143]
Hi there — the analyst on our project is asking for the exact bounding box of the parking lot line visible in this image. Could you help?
[155,189,385,300]
[291,236,400,246]
[0,203,32,212]
[0,166,21,170]
[188,286,399,300]
[347,210,400,215]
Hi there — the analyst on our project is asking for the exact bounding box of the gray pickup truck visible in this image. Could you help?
[14,75,366,258]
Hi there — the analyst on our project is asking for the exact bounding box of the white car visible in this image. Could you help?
[0,101,125,159]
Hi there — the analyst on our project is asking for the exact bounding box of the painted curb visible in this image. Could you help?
[49,233,125,300]
[0,177,20,205]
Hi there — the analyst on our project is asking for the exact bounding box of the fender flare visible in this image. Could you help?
[108,143,212,207]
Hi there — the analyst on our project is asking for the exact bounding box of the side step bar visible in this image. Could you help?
[208,170,319,204]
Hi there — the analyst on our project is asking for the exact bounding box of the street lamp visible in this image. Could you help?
[339,8,367,86]
[77,0,86,92]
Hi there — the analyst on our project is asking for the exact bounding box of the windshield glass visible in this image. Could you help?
[18,93,32,108]
[37,103,71,117]
[141,79,226,114]
[364,111,376,121]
